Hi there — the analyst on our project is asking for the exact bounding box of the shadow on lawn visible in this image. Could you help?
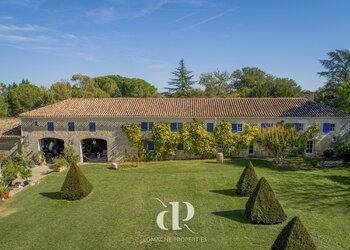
[210,189,238,197]
[40,192,61,200]
[212,209,248,224]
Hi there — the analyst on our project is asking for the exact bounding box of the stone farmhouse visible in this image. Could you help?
[18,98,350,163]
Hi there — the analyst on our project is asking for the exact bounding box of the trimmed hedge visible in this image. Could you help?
[272,216,317,250]
[236,161,258,196]
[245,177,287,224]
[60,164,93,200]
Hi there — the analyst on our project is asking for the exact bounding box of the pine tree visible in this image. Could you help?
[236,161,258,196]
[245,177,287,224]
[166,58,196,97]
[60,164,93,200]
[271,216,317,250]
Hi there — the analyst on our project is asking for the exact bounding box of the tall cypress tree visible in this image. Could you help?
[166,58,196,97]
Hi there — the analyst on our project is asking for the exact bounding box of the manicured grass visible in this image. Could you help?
[0,159,349,249]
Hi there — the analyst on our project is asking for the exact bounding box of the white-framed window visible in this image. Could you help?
[330,123,335,131]
[237,123,243,132]
[306,140,314,154]
[34,121,39,127]
[141,122,153,131]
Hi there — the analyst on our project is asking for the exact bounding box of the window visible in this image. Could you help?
[207,123,214,132]
[34,121,39,127]
[294,123,304,131]
[47,122,54,131]
[323,123,335,133]
[147,141,154,151]
[249,144,254,155]
[171,122,184,132]
[177,143,184,151]
[232,123,238,133]
[237,124,243,132]
[141,122,153,131]
[68,122,75,132]
[306,140,313,154]
[89,122,96,132]
[261,123,273,128]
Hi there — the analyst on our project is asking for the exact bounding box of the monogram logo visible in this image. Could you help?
[155,198,195,234]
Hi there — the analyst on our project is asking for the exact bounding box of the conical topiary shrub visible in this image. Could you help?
[271,216,316,250]
[236,161,258,196]
[245,177,286,224]
[60,163,93,200]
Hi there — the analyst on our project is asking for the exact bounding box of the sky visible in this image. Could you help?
[0,0,349,92]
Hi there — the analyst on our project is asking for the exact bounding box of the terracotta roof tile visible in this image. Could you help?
[0,118,21,136]
[19,98,349,118]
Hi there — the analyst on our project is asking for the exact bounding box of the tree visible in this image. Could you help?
[94,76,119,97]
[231,67,301,97]
[167,58,196,97]
[0,96,8,117]
[50,81,73,102]
[199,70,232,97]
[60,163,93,200]
[71,74,110,98]
[257,124,300,164]
[105,75,157,97]
[5,83,42,116]
[236,161,258,196]
[316,49,350,108]
[245,177,287,224]
[337,82,350,111]
[271,216,317,250]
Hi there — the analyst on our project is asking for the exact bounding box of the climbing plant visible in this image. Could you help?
[121,123,147,160]
[182,120,216,158]
[151,122,180,160]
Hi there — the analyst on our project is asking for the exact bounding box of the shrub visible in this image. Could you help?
[245,177,287,224]
[236,161,258,196]
[323,149,334,158]
[50,156,68,172]
[271,216,316,250]
[60,164,92,200]
[62,146,80,167]
[330,136,350,162]
[310,160,319,168]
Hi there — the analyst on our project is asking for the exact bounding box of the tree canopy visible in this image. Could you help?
[166,58,196,97]
[316,49,350,109]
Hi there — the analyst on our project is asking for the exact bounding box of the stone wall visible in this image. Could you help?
[21,116,350,161]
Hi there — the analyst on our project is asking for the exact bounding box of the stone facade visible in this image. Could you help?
[21,116,350,162]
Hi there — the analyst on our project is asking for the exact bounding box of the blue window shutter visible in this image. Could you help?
[89,122,96,132]
[68,122,75,131]
[141,122,148,131]
[207,123,214,132]
[177,143,184,150]
[147,142,154,151]
[261,123,266,128]
[323,123,330,133]
[171,122,177,132]
[232,123,238,133]
[47,122,54,131]
[294,123,301,131]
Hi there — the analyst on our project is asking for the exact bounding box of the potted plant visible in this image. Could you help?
[1,185,11,200]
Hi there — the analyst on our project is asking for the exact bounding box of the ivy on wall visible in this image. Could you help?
[122,120,260,160]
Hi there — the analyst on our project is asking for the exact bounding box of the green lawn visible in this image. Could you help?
[0,159,349,250]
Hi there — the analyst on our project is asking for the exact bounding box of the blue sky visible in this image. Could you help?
[0,0,349,91]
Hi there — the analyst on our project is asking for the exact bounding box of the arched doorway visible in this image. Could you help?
[81,139,107,162]
[39,138,64,163]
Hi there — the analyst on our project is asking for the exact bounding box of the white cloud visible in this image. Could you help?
[0,15,14,20]
[85,7,120,21]
[0,24,45,32]
[0,34,54,42]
